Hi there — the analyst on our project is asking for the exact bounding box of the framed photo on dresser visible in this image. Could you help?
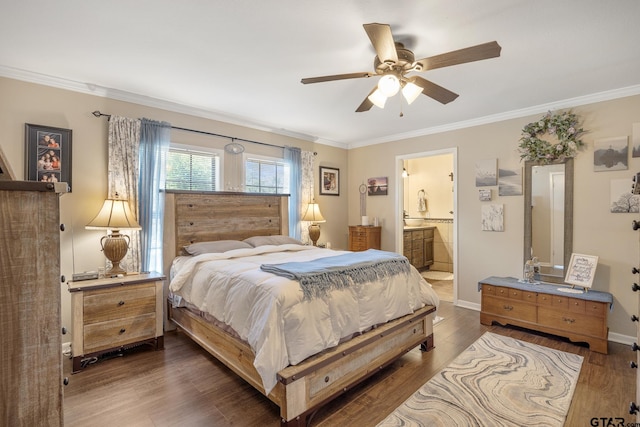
[25,123,72,191]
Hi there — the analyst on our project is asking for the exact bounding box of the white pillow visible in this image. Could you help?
[243,235,303,247]
[184,240,252,255]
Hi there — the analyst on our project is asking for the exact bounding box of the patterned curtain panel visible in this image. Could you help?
[138,118,170,273]
[300,150,315,244]
[108,116,141,273]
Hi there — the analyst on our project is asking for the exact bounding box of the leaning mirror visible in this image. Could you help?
[523,158,573,284]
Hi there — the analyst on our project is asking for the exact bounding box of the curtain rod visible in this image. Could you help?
[92,110,316,154]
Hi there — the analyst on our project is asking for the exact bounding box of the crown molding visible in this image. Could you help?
[348,84,640,149]
[2,64,638,151]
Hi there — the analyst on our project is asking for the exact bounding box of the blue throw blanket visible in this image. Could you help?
[260,249,411,300]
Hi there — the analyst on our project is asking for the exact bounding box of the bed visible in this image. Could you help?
[164,191,439,426]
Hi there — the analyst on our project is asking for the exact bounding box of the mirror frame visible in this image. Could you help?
[523,158,573,284]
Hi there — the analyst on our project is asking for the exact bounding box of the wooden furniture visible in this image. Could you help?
[164,191,436,427]
[348,225,381,251]
[0,181,67,426]
[68,272,165,373]
[403,226,434,269]
[480,276,612,353]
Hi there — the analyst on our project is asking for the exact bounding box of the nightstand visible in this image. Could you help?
[68,272,165,372]
[348,225,381,251]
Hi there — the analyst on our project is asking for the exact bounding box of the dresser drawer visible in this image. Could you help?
[481,284,496,295]
[482,296,536,322]
[83,283,156,324]
[83,312,157,353]
[586,301,607,318]
[538,307,607,338]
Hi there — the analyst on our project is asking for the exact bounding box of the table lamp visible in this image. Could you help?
[302,202,326,246]
[86,195,141,276]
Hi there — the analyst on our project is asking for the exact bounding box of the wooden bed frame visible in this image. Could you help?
[163,191,436,426]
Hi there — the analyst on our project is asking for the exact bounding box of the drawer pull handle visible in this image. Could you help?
[632,315,639,322]
[632,283,640,292]
[119,328,126,334]
[630,402,639,415]
[631,361,638,369]
[503,305,513,311]
[118,301,125,306]
[562,317,575,324]
[633,220,640,231]
[632,343,640,352]
[633,267,640,275]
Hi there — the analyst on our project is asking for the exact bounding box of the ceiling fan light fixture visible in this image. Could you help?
[377,74,400,97]
[402,82,423,105]
[368,89,387,109]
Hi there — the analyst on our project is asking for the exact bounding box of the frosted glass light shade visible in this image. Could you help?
[378,74,400,97]
[368,89,387,109]
[402,82,423,104]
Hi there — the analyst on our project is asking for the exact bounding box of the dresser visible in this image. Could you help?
[348,225,381,251]
[403,227,434,269]
[0,181,67,426]
[68,272,165,372]
[479,276,612,353]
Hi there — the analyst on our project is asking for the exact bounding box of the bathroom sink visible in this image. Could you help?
[404,218,424,227]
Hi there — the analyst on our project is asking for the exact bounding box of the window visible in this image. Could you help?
[166,145,220,191]
[245,156,289,194]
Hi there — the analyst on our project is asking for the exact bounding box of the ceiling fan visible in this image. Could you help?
[301,23,501,112]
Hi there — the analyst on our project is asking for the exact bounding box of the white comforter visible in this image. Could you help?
[169,244,440,394]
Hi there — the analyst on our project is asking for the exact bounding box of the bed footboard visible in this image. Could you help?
[169,303,435,426]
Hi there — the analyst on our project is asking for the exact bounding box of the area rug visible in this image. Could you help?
[422,271,454,281]
[377,332,583,427]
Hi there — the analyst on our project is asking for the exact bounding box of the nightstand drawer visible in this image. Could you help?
[83,312,156,353]
[83,283,156,323]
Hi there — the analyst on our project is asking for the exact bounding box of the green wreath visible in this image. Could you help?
[518,111,585,164]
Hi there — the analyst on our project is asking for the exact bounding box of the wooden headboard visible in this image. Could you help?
[163,191,289,274]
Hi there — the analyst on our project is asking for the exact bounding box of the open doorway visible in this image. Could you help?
[397,148,457,303]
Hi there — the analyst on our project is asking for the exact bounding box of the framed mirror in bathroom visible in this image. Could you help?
[523,158,574,284]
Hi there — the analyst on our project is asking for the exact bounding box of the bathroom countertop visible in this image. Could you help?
[403,225,436,230]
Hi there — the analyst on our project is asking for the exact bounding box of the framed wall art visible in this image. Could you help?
[25,123,72,191]
[320,166,339,196]
[367,176,388,196]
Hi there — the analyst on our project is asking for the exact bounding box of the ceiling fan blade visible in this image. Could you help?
[363,23,398,65]
[415,41,501,72]
[355,87,377,112]
[301,72,375,84]
[410,76,459,104]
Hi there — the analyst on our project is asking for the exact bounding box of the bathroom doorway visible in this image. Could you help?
[397,148,457,303]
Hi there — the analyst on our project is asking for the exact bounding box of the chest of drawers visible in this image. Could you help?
[68,273,165,372]
[348,225,381,251]
[480,276,612,353]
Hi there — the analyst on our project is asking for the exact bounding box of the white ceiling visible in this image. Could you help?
[2,0,640,148]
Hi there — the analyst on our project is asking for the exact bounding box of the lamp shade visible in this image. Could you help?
[367,89,387,109]
[302,203,326,223]
[86,198,141,230]
[377,74,400,97]
[402,82,423,104]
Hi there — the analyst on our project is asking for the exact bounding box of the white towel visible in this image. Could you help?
[417,195,427,212]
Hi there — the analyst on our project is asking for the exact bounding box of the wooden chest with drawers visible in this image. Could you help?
[479,276,612,353]
[68,272,165,372]
[348,225,381,251]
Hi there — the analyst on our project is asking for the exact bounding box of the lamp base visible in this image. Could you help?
[308,224,320,246]
[100,230,130,276]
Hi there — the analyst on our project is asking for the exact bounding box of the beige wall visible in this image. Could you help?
[2,75,639,343]
[0,76,348,340]
[349,95,640,341]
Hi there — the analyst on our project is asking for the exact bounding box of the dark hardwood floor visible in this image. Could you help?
[63,301,636,426]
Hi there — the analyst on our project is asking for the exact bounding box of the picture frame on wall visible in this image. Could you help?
[25,123,72,191]
[320,166,339,196]
[367,176,388,196]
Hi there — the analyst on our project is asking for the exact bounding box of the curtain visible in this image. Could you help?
[138,118,171,273]
[284,146,302,239]
[108,116,141,272]
[300,150,315,244]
